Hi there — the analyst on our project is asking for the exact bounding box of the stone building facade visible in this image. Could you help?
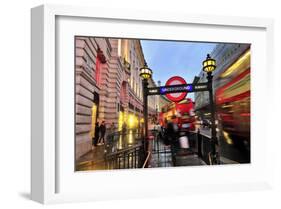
[75,37,159,160]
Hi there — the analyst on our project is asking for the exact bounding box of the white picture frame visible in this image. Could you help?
[31,4,274,204]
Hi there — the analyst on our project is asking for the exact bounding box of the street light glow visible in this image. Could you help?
[140,62,152,79]
[202,54,216,73]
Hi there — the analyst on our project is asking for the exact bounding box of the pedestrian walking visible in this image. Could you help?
[122,122,127,135]
[165,116,179,163]
[154,122,163,139]
[92,122,100,149]
[98,121,106,145]
[165,116,179,145]
[109,122,115,134]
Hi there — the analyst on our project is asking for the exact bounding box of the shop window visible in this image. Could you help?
[90,104,98,139]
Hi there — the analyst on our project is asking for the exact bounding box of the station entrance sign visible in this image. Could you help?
[147,76,209,99]
[165,76,187,102]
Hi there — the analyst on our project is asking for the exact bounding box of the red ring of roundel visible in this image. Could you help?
[165,76,187,102]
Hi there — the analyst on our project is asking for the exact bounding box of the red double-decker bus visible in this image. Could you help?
[160,98,196,131]
[215,49,250,156]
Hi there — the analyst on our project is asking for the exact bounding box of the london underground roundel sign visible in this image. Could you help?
[165,76,187,102]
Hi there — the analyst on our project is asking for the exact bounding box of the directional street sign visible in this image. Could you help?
[193,83,209,91]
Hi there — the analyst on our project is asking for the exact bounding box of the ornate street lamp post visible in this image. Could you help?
[202,54,219,164]
[139,61,153,152]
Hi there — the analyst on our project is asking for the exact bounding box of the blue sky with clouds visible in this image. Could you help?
[140,40,217,100]
[141,40,217,85]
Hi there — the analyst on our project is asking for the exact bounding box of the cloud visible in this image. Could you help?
[141,40,217,84]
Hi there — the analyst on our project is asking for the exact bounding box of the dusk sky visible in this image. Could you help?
[141,40,217,99]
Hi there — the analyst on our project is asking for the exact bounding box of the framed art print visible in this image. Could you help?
[31,4,274,204]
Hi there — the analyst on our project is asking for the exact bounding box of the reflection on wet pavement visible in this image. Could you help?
[76,130,207,171]
[76,144,107,171]
[76,130,143,171]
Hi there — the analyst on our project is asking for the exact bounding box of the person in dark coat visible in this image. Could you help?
[122,122,127,134]
[92,122,100,149]
[98,121,106,145]
[109,122,115,134]
[165,116,179,145]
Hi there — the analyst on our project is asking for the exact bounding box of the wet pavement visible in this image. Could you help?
[76,144,107,171]
[76,130,143,171]
[76,130,229,171]
[148,139,206,168]
[174,154,206,166]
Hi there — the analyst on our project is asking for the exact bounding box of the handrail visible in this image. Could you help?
[106,129,142,138]
[142,151,151,168]
[105,143,142,158]
[104,142,144,169]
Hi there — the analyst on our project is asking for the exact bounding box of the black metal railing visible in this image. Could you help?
[104,129,142,153]
[155,129,218,166]
[104,129,146,169]
[103,128,219,168]
[189,130,219,165]
[150,129,173,167]
[105,143,145,169]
